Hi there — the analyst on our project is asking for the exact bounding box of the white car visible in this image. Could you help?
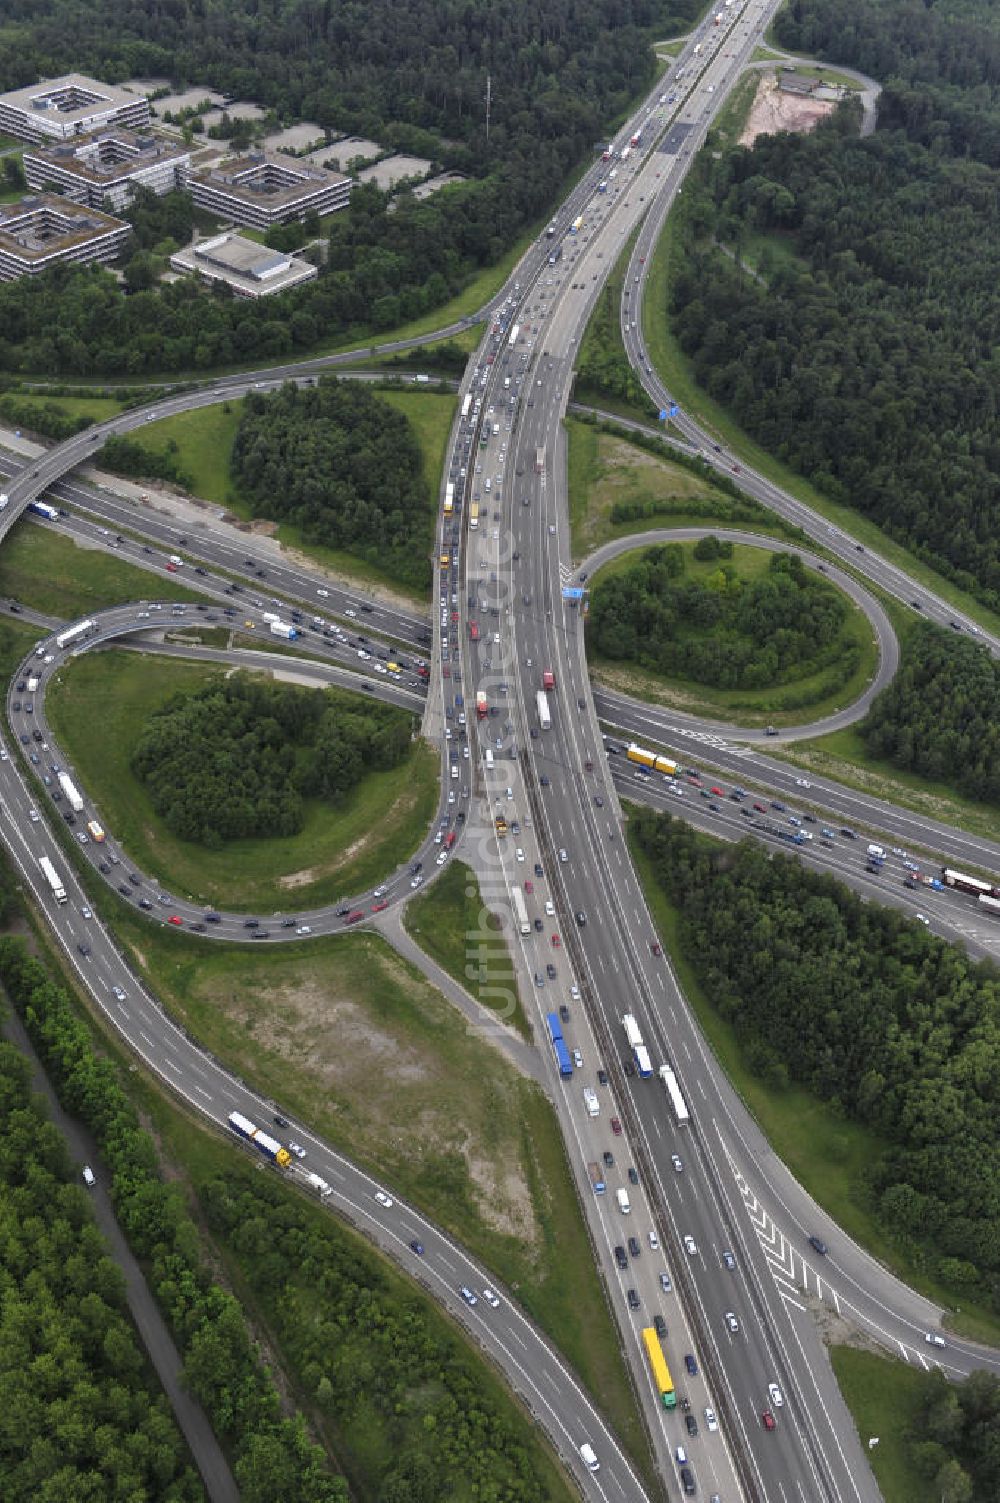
[545,900,555,917]
[112,986,127,1002]
[916,913,930,926]
[82,1165,96,1187]
[374,1190,394,1208]
[570,984,580,1000]
[81,906,92,920]
[704,1407,719,1433]
[515,848,525,863]
[684,1235,698,1256]
[671,1154,683,1173]
[795,778,811,787]
[724,1310,740,1333]
[295,925,312,935]
[316,588,329,598]
[768,1382,784,1406]
[28,808,39,822]
[648,1230,659,1250]
[410,875,423,888]
[924,1333,946,1349]
[288,1142,307,1159]
[436,850,447,865]
[345,608,357,618]
[482,1287,501,1309]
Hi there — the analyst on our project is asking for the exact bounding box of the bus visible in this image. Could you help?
[511,887,530,935]
[546,1013,574,1078]
[461,393,472,421]
[469,501,479,530]
[570,215,584,234]
[443,482,455,515]
[659,1064,691,1126]
[641,1328,677,1408]
[56,618,96,651]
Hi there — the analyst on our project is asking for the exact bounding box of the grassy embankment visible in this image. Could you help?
[626,810,1000,1343]
[405,859,532,1040]
[46,650,438,914]
[0,523,206,617]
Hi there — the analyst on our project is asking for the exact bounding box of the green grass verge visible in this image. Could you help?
[0,522,205,617]
[566,417,803,563]
[642,182,1000,641]
[46,649,439,913]
[86,897,652,1483]
[587,538,879,727]
[0,617,48,679]
[117,402,243,508]
[829,1349,929,1503]
[4,393,126,424]
[626,810,1000,1343]
[404,860,532,1040]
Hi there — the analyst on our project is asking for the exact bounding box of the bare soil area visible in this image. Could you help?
[740,73,836,147]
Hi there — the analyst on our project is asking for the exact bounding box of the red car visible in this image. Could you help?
[551,934,561,948]
[762,1411,776,1432]
[732,465,742,474]
[710,786,724,797]
[524,880,533,894]
[611,1117,623,1136]
[650,940,662,956]
[370,900,388,913]
[753,802,767,813]
[168,915,183,926]
[165,562,178,572]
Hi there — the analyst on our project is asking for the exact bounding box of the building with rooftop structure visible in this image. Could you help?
[170,231,318,298]
[23,130,190,212]
[187,151,349,229]
[0,194,130,281]
[0,73,149,146]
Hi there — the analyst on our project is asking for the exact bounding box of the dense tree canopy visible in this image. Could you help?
[589,544,850,689]
[230,379,433,588]
[861,623,1000,807]
[0,1039,203,1502]
[670,117,1000,607]
[0,0,700,374]
[132,674,414,846]
[912,1369,1000,1503]
[633,808,1000,1308]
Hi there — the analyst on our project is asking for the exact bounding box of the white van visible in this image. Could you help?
[579,1442,600,1473]
[493,422,500,435]
[583,1087,600,1118]
[616,1188,631,1214]
[485,749,494,768]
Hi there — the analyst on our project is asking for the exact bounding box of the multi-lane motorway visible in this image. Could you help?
[0,2,998,1500]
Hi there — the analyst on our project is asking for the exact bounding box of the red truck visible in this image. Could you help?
[476,691,488,720]
[542,669,556,691]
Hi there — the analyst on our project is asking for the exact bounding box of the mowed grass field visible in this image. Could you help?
[0,522,206,618]
[46,650,439,913]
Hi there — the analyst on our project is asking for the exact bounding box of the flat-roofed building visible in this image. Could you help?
[23,130,190,211]
[0,73,149,146]
[0,194,130,281]
[188,151,349,228]
[170,231,318,298]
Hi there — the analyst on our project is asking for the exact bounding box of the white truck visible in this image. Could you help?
[269,620,298,640]
[26,674,39,693]
[39,856,67,904]
[304,1171,332,1199]
[583,1086,600,1118]
[511,886,530,936]
[536,690,551,731]
[58,772,84,813]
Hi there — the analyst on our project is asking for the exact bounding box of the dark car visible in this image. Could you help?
[614,1245,628,1270]
[273,1115,289,1128]
[559,1004,570,1023]
[627,1236,640,1258]
[603,1150,614,1168]
[626,1288,640,1310]
[546,962,557,980]
[409,1239,425,1256]
[808,1234,828,1255]
[685,1354,698,1377]
[628,1166,638,1185]
[685,1413,698,1437]
[597,1068,608,1086]
[654,1314,667,1338]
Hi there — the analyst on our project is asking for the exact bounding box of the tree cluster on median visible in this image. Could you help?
[0,1035,204,1501]
[229,379,433,589]
[912,1368,1000,1502]
[589,542,852,690]
[861,622,1000,808]
[0,938,346,1503]
[632,807,1000,1310]
[131,674,414,848]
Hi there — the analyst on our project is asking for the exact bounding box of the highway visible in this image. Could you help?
[0,2,996,1499]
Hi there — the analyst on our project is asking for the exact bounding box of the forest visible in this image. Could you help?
[588,543,850,689]
[911,1368,1000,1502]
[0,1036,203,1501]
[0,938,346,1502]
[860,624,1000,807]
[132,674,414,846]
[632,808,1000,1310]
[230,380,432,589]
[669,115,1000,608]
[0,0,699,374]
